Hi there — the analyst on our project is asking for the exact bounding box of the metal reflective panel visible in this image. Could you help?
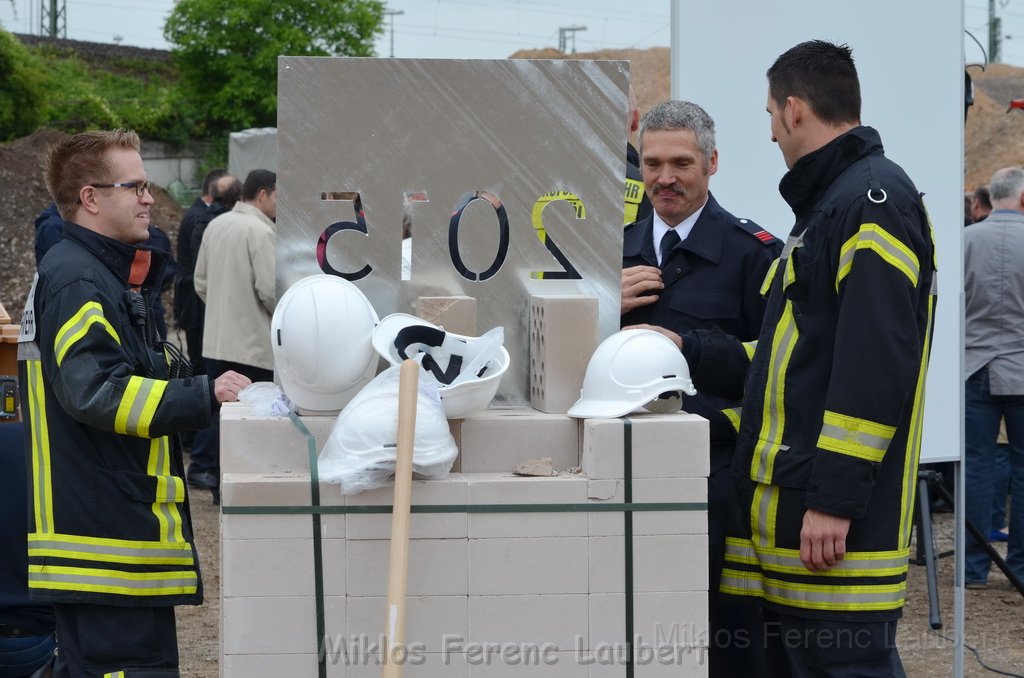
[278,57,628,406]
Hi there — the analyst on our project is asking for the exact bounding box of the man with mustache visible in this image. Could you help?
[620,100,781,677]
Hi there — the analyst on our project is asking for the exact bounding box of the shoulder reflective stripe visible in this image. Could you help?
[29,533,194,566]
[147,437,186,543]
[722,408,741,433]
[759,258,780,297]
[54,302,121,366]
[28,564,197,596]
[104,672,126,678]
[25,360,54,534]
[900,294,934,545]
[836,223,920,291]
[751,301,798,484]
[114,376,168,437]
[817,411,895,463]
[742,341,756,361]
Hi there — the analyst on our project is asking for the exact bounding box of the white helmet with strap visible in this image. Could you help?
[372,313,509,419]
[271,275,379,412]
[567,328,696,419]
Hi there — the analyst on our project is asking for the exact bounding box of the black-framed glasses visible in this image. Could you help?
[89,181,152,197]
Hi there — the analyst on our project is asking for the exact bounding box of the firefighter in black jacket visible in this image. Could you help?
[19,129,251,677]
[620,100,781,678]
[642,43,936,676]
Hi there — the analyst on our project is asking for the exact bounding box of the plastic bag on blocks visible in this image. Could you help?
[318,363,458,495]
[238,382,295,416]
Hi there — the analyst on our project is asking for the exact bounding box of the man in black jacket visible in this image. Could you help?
[620,100,781,677]
[20,129,251,676]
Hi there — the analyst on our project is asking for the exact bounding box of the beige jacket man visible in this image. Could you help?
[195,198,276,371]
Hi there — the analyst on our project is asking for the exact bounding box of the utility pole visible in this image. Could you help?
[40,0,66,38]
[383,8,404,58]
[990,0,1003,63]
[558,25,586,54]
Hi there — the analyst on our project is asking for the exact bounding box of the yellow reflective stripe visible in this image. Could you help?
[721,569,906,611]
[148,437,185,543]
[54,302,121,366]
[624,178,644,225]
[836,223,919,290]
[25,360,54,534]
[751,483,779,549]
[28,564,197,597]
[760,258,780,297]
[104,672,126,678]
[742,341,756,361]
[817,411,896,463]
[28,533,194,566]
[727,530,910,577]
[722,408,741,433]
[900,293,934,545]
[113,376,167,437]
[751,301,798,484]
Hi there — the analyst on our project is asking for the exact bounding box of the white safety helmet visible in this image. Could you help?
[372,313,509,419]
[271,275,379,412]
[567,329,697,419]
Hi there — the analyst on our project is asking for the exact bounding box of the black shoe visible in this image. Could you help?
[187,471,218,490]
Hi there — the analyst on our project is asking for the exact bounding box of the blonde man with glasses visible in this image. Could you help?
[18,129,251,677]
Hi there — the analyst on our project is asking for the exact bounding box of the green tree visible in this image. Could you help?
[0,27,45,141]
[164,0,384,134]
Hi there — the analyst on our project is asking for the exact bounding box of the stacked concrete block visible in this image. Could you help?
[458,409,579,473]
[528,295,599,413]
[220,411,709,677]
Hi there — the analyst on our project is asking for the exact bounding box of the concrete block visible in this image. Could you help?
[460,409,579,473]
[344,653,469,678]
[345,595,468,651]
[633,591,709,651]
[346,475,468,540]
[467,473,588,538]
[220,403,337,474]
[221,538,315,598]
[469,651,590,676]
[469,594,588,650]
[414,295,477,336]
[469,537,587,595]
[632,478,707,536]
[222,654,320,678]
[222,596,317,654]
[221,472,347,508]
[346,539,468,597]
[581,415,710,481]
[220,512,310,541]
[588,593,625,651]
[589,537,626,594]
[633,535,708,593]
[321,538,348,596]
[528,295,598,414]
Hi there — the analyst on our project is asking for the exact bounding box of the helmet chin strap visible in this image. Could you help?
[393,325,465,385]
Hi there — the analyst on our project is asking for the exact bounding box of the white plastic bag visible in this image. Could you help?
[318,364,458,495]
[238,382,295,416]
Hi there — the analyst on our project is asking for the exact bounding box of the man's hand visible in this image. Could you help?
[214,371,252,404]
[622,323,683,351]
[800,508,852,572]
[621,265,663,314]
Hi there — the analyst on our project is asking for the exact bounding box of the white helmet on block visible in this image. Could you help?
[567,329,697,419]
[271,275,379,412]
[372,313,509,419]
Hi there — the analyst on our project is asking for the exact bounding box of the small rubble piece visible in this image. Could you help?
[513,457,557,477]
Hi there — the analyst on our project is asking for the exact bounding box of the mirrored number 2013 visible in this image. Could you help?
[316,190,583,282]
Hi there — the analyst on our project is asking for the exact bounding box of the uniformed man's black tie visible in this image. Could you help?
[660,228,680,265]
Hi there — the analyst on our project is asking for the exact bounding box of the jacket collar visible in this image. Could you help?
[779,125,882,216]
[623,192,726,266]
[233,200,276,229]
[62,222,168,289]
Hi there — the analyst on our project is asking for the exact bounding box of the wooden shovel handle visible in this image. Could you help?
[382,359,419,677]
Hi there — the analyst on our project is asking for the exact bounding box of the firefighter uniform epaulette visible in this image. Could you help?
[733,218,778,246]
